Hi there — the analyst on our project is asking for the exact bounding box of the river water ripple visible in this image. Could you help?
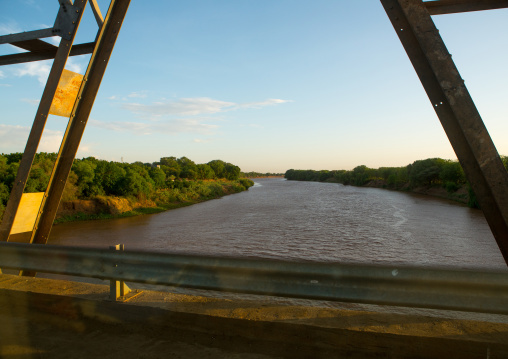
[48,178,505,270]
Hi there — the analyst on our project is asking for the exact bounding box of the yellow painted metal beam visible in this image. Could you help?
[10,193,45,235]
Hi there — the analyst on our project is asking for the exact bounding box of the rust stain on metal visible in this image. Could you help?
[49,69,83,117]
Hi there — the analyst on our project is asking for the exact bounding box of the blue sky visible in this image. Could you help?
[0,1,507,173]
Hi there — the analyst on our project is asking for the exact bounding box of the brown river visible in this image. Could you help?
[48,178,506,270]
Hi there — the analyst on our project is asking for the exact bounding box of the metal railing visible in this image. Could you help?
[1,241,508,314]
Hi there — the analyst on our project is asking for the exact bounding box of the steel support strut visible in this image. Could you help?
[27,0,131,254]
[424,0,508,15]
[381,0,508,265]
[0,0,87,242]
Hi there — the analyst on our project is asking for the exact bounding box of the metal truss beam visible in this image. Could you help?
[424,0,508,15]
[26,0,131,260]
[381,0,508,265]
[10,39,57,52]
[0,0,88,243]
[0,29,56,45]
[90,0,105,27]
[0,42,95,66]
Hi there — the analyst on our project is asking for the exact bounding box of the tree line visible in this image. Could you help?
[0,153,253,220]
[240,171,284,178]
[285,156,508,208]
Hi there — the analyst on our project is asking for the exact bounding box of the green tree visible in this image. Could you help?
[178,156,198,179]
[160,157,181,178]
[196,164,215,180]
[208,160,226,179]
[408,158,445,187]
[72,159,97,197]
[92,161,126,196]
[149,167,166,189]
[223,163,241,180]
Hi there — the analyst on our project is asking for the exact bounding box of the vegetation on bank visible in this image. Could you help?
[285,156,508,208]
[0,153,254,222]
[241,171,284,178]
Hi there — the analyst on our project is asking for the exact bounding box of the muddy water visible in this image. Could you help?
[48,178,505,270]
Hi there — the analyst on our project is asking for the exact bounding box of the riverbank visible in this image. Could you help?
[305,176,472,207]
[361,178,471,206]
[54,179,254,224]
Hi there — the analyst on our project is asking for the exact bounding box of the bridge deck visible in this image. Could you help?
[0,274,507,358]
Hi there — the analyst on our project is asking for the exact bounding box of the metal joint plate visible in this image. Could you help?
[53,2,81,40]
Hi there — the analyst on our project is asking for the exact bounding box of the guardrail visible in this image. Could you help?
[1,241,508,314]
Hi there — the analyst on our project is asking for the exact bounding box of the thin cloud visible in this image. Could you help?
[0,22,21,36]
[239,98,293,109]
[0,22,28,53]
[89,118,218,136]
[122,97,290,118]
[47,36,61,46]
[0,124,62,152]
[65,58,82,74]
[127,91,147,98]
[21,98,39,105]
[0,70,4,79]
[11,58,82,85]
[102,96,290,137]
[14,61,51,85]
[123,97,235,117]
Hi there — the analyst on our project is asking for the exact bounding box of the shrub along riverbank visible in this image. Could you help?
[0,153,254,223]
[285,157,508,208]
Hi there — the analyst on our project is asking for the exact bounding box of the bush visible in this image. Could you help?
[239,178,254,189]
[444,181,460,193]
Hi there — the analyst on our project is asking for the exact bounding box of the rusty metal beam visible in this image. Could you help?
[381,0,508,265]
[10,39,57,52]
[0,1,88,243]
[26,0,131,258]
[0,29,55,45]
[424,0,508,15]
[0,42,95,66]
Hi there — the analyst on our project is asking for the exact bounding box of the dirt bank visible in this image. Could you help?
[56,196,156,219]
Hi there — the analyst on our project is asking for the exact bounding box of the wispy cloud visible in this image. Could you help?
[89,118,218,136]
[47,36,61,46]
[0,22,22,36]
[239,98,292,109]
[21,98,39,105]
[0,124,62,152]
[127,91,147,99]
[11,57,83,85]
[13,61,51,85]
[0,70,4,79]
[96,96,290,137]
[193,138,211,143]
[122,97,290,118]
[122,97,236,117]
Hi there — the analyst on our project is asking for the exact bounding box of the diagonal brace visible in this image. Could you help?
[381,0,508,265]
